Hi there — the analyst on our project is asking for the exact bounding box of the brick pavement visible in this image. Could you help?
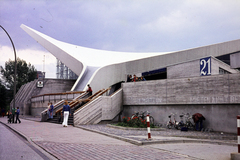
[35,141,190,160]
[0,117,192,160]
[77,124,237,146]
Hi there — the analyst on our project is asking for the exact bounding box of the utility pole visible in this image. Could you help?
[0,25,17,110]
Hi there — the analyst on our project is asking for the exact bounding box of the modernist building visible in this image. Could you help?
[16,24,240,133]
[20,24,240,92]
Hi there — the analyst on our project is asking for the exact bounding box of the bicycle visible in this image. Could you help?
[176,113,185,129]
[183,113,195,130]
[131,111,140,119]
[166,113,180,129]
[131,111,154,125]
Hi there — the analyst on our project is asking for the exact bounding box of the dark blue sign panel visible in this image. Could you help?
[200,57,211,76]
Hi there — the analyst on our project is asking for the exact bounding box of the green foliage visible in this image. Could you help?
[0,80,7,109]
[1,57,37,92]
[116,116,148,128]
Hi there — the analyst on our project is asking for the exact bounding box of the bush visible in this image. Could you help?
[117,116,149,128]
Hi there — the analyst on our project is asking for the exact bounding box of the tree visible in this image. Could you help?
[1,58,37,93]
[0,80,7,110]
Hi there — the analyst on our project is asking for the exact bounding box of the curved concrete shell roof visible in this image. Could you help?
[21,24,240,93]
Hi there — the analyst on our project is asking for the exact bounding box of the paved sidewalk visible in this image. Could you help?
[77,124,237,146]
[0,117,192,160]
[0,116,238,160]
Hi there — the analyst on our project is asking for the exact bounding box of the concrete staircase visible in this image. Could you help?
[42,87,123,126]
[41,91,90,124]
[10,79,39,115]
[74,88,123,125]
[47,110,74,125]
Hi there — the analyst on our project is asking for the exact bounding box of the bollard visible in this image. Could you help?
[230,116,240,160]
[238,115,240,153]
[147,114,151,139]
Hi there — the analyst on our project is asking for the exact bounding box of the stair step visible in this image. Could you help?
[47,115,74,125]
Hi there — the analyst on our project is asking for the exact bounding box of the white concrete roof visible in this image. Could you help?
[21,24,167,68]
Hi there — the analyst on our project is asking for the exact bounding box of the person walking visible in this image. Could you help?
[48,102,54,119]
[62,100,71,127]
[11,107,16,123]
[15,107,21,123]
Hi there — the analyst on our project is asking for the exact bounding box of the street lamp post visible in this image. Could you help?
[0,25,17,110]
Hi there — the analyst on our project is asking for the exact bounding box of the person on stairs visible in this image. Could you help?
[48,102,54,119]
[86,84,93,96]
[62,100,71,127]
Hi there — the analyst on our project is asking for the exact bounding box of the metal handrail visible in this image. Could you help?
[74,89,109,113]
[32,91,85,98]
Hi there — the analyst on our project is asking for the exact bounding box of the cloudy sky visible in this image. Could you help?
[1,0,240,78]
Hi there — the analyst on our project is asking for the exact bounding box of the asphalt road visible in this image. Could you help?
[0,123,49,160]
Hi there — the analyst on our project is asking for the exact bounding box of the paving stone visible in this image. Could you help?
[0,117,237,159]
[78,124,237,143]
[36,141,190,160]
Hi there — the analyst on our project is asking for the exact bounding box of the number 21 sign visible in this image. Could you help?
[200,57,211,76]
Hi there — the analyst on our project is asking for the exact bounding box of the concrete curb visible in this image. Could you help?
[106,124,166,131]
[75,125,143,145]
[0,121,58,160]
[77,125,238,147]
[142,139,238,146]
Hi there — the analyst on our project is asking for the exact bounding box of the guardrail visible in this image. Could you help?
[55,92,90,114]
[74,88,109,113]
[40,91,86,121]
[32,91,85,103]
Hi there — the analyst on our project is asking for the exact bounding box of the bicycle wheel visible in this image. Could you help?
[131,115,138,120]
[149,116,154,125]
[189,123,195,130]
[144,116,154,124]
[175,123,181,130]
[167,122,173,129]
[186,122,195,130]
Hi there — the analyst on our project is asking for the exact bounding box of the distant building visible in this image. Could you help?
[56,59,78,80]
[37,71,45,80]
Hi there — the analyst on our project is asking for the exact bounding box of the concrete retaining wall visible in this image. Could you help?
[122,104,238,133]
[37,79,76,95]
[11,79,76,116]
[74,89,123,125]
[122,73,240,133]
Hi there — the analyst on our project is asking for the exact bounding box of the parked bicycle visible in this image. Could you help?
[167,112,196,130]
[131,111,154,124]
[177,113,185,129]
[131,111,140,119]
[184,113,195,130]
[166,113,180,129]
[176,113,195,130]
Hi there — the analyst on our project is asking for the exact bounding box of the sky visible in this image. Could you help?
[0,0,240,78]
